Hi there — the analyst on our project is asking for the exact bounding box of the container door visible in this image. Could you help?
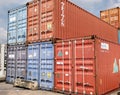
[73,39,96,95]
[8,10,17,45]
[16,45,27,79]
[39,42,54,90]
[54,41,72,92]
[17,6,27,44]
[6,46,16,83]
[27,1,40,43]
[27,44,39,82]
[40,0,54,40]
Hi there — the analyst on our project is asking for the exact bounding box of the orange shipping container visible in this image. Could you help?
[27,0,118,43]
[100,7,120,29]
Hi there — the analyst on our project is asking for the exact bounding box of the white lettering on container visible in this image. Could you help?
[61,2,65,26]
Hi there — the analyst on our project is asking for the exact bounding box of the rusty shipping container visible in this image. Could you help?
[100,7,120,29]
[54,35,120,95]
[27,0,118,43]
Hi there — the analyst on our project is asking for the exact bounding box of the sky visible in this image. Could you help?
[0,0,120,44]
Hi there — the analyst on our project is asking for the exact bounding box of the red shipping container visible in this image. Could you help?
[54,35,120,95]
[27,0,118,43]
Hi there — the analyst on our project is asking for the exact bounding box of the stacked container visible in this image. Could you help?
[6,5,27,83]
[26,0,118,90]
[26,0,55,90]
[6,0,120,94]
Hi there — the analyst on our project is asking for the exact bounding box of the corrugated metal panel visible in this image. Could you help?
[54,36,120,94]
[39,42,54,90]
[27,43,40,82]
[95,39,120,95]
[16,45,27,79]
[8,5,27,45]
[27,0,118,43]
[54,0,117,43]
[6,46,16,83]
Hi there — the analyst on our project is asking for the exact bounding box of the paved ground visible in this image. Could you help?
[0,82,62,95]
[0,82,120,95]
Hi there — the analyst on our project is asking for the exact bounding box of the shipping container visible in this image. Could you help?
[39,42,54,90]
[0,44,7,79]
[8,5,27,45]
[54,35,120,95]
[100,7,120,29]
[16,45,27,79]
[6,45,27,83]
[27,0,118,43]
[27,42,54,90]
[6,46,16,83]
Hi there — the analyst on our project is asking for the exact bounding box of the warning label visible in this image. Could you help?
[113,58,119,73]
[58,50,63,57]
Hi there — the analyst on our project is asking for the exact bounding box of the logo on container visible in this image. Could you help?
[61,2,65,27]
[101,42,109,50]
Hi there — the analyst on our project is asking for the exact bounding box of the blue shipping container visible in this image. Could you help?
[27,42,54,90]
[8,5,27,45]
